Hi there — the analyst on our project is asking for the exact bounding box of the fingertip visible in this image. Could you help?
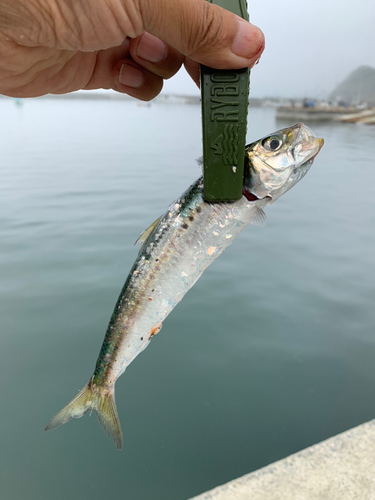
[231,20,265,62]
[177,4,265,71]
[137,32,168,63]
[113,60,163,100]
[129,33,184,80]
[119,63,144,88]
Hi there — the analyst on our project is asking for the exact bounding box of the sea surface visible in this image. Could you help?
[1,96,375,499]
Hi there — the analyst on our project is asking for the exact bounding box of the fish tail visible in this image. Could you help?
[44,381,123,450]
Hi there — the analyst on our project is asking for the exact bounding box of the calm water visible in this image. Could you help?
[0,97,375,499]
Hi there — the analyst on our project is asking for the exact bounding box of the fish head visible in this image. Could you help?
[243,123,324,204]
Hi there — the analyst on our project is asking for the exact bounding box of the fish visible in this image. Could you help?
[45,123,323,449]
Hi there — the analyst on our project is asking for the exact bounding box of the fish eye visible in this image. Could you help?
[262,136,283,152]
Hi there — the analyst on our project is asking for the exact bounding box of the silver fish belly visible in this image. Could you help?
[95,178,267,386]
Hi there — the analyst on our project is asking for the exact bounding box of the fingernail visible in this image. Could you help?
[232,20,264,60]
[119,64,143,88]
[137,32,168,63]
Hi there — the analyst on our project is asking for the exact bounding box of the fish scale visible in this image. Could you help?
[45,123,323,449]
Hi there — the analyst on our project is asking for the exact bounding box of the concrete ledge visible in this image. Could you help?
[189,419,375,500]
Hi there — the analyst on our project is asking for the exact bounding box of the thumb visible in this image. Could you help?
[139,0,264,69]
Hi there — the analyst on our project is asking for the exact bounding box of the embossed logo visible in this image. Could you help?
[209,73,240,164]
[211,125,239,165]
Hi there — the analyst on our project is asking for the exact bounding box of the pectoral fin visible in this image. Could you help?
[235,205,267,227]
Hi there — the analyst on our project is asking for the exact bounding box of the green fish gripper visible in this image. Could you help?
[201,0,250,202]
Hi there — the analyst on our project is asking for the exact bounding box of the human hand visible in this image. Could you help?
[0,0,264,100]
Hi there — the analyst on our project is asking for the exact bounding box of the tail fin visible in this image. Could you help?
[45,382,123,450]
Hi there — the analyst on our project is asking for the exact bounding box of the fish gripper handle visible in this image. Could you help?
[201,0,250,202]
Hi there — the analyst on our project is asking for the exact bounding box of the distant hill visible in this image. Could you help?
[330,66,375,105]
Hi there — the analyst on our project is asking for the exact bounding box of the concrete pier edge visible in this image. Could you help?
[189,419,375,500]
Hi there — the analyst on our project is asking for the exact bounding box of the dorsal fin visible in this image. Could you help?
[134,216,162,249]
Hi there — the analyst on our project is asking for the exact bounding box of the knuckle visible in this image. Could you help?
[44,0,143,51]
[186,3,227,56]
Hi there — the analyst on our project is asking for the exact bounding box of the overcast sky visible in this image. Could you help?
[162,0,375,98]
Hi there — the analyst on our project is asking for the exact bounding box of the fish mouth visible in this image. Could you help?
[292,134,324,163]
[312,138,324,158]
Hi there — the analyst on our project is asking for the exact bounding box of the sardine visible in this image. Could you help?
[45,123,323,449]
